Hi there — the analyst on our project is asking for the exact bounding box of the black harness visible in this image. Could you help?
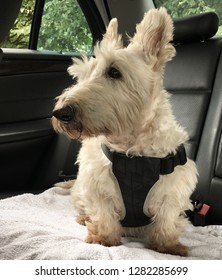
[101,144,187,227]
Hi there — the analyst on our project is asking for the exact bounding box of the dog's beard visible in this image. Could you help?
[51,116,83,139]
[51,116,112,140]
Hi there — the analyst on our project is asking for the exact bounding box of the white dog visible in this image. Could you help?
[52,7,198,256]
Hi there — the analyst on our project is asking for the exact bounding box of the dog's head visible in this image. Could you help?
[52,8,175,141]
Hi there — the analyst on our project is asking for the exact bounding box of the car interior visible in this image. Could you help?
[1,0,222,260]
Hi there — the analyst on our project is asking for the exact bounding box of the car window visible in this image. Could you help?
[154,0,222,35]
[38,0,92,53]
[0,0,35,48]
[1,0,93,53]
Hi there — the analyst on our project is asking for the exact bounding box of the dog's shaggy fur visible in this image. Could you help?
[52,8,198,256]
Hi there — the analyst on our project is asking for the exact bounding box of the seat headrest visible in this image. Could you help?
[0,0,22,43]
[173,12,219,44]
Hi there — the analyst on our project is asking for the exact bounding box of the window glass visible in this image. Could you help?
[154,0,222,36]
[1,0,35,48]
[38,0,93,53]
[1,0,92,53]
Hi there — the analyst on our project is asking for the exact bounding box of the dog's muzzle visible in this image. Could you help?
[52,105,74,124]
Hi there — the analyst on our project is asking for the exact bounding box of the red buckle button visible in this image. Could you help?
[198,204,210,216]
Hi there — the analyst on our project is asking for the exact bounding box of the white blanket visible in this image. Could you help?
[0,187,222,260]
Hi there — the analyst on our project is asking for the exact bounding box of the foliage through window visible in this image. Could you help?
[1,0,92,53]
[1,0,35,48]
[154,0,222,35]
[38,0,92,53]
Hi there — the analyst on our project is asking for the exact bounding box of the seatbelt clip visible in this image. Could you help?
[198,203,210,216]
[193,202,210,226]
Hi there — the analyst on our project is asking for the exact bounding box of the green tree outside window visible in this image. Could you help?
[2,0,222,50]
[155,0,222,35]
[1,0,35,48]
[38,0,92,53]
[1,0,92,53]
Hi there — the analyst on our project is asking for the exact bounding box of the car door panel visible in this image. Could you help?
[0,49,74,194]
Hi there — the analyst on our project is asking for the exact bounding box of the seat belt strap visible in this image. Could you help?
[59,140,81,180]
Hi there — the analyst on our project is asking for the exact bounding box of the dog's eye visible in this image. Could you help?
[107,67,122,79]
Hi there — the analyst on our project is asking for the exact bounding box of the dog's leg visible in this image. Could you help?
[147,198,189,256]
[71,175,123,246]
[145,160,197,256]
[70,138,124,247]
[146,192,189,256]
[82,197,123,247]
[85,216,122,247]
[148,214,188,256]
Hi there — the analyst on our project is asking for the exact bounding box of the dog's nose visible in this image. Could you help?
[52,105,74,123]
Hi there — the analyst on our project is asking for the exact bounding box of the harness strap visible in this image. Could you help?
[101,144,187,227]
[101,144,187,175]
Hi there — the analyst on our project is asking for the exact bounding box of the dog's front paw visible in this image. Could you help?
[85,234,121,247]
[76,215,91,225]
[150,242,189,257]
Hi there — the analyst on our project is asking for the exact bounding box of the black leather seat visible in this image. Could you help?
[196,50,222,225]
[164,12,222,225]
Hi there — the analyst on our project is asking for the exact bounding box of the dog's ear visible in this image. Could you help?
[101,18,123,49]
[128,7,175,69]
